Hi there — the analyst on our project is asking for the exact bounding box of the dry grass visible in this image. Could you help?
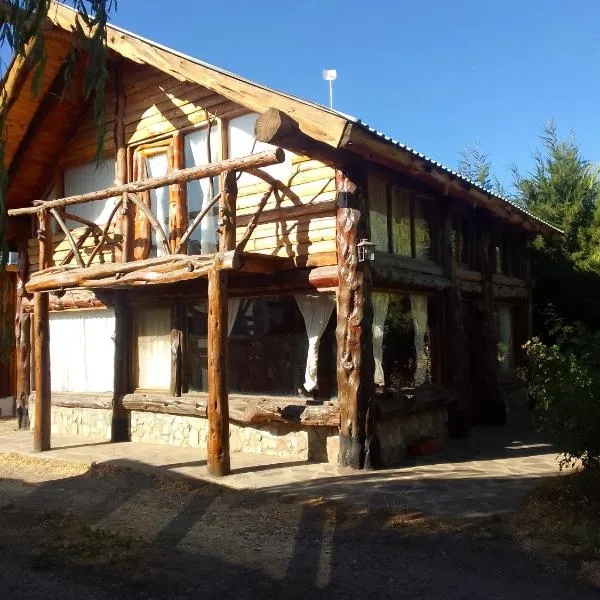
[0,452,90,482]
[506,469,600,586]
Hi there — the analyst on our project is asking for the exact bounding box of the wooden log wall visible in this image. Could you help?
[47,61,338,271]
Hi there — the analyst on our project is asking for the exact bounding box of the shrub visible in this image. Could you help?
[526,319,600,470]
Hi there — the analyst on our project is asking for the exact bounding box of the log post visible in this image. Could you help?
[170,300,183,397]
[169,132,186,253]
[15,239,31,429]
[207,268,229,476]
[205,169,237,476]
[111,293,131,442]
[440,212,471,438]
[335,170,377,470]
[474,227,506,425]
[33,209,52,451]
[219,171,237,251]
[113,60,129,263]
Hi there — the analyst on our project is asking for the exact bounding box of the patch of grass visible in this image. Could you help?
[32,510,147,574]
[507,470,600,585]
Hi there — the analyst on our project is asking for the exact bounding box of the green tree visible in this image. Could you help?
[0,0,116,267]
[513,120,599,261]
[458,142,506,197]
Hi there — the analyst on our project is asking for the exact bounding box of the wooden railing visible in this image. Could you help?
[8,148,285,274]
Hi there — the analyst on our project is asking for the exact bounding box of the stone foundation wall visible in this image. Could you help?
[130,411,338,463]
[29,404,113,441]
[377,407,447,466]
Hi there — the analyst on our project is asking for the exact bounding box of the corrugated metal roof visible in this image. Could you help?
[348,118,563,235]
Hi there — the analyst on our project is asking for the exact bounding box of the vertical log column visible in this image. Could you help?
[335,170,377,470]
[206,171,237,476]
[33,210,51,452]
[476,228,506,425]
[111,293,131,442]
[440,212,471,437]
[113,61,129,263]
[169,131,186,253]
[15,239,31,429]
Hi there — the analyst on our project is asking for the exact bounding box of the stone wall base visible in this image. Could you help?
[377,407,447,466]
[29,404,112,441]
[29,404,339,463]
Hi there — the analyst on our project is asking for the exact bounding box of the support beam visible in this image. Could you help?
[33,291,50,451]
[207,268,230,476]
[219,171,237,251]
[111,293,131,442]
[169,132,186,252]
[170,301,183,397]
[113,59,130,263]
[335,170,378,469]
[33,210,52,451]
[440,212,471,438]
[15,240,31,430]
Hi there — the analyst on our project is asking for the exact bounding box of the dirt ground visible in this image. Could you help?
[0,445,598,600]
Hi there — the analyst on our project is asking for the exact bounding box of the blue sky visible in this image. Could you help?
[4,1,600,190]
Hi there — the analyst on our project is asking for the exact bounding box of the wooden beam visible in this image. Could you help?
[335,170,378,469]
[15,239,31,430]
[111,293,131,442]
[169,131,186,252]
[219,171,237,252]
[113,59,129,263]
[207,268,230,476]
[33,209,52,451]
[33,291,50,452]
[170,301,183,397]
[9,149,285,216]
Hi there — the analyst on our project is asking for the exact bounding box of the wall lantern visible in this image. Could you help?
[357,239,376,263]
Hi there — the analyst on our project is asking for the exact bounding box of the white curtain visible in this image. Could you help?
[145,153,170,257]
[184,127,219,254]
[64,159,116,226]
[49,309,115,393]
[228,297,241,336]
[372,293,389,387]
[410,295,429,386]
[295,294,335,392]
[136,307,171,390]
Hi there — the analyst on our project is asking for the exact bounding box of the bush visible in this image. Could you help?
[526,319,600,470]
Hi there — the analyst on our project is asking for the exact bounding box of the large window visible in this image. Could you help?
[496,304,514,372]
[373,292,442,389]
[134,307,171,390]
[369,177,436,261]
[145,151,170,257]
[49,310,115,393]
[184,126,220,254]
[63,159,116,226]
[184,295,336,399]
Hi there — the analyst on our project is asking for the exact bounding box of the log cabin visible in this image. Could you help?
[2,3,560,473]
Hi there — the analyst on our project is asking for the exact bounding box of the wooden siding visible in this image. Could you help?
[28,59,338,271]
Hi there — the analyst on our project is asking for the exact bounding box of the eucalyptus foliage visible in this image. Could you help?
[0,0,116,268]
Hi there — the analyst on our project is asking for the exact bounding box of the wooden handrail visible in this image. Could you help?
[8,148,285,216]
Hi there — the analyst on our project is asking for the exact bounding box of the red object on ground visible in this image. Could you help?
[407,438,437,457]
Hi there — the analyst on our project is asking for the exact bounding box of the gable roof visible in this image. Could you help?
[2,1,562,238]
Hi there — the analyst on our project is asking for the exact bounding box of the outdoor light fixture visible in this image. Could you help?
[322,69,337,109]
[357,239,376,263]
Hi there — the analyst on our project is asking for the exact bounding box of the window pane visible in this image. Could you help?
[145,153,170,257]
[187,300,209,393]
[369,175,388,251]
[64,159,116,226]
[383,293,438,388]
[135,307,171,390]
[414,198,432,260]
[184,127,220,254]
[391,187,411,256]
